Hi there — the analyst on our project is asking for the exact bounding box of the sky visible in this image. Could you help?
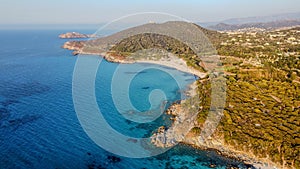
[0,0,300,25]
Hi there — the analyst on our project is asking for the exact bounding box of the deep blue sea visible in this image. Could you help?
[0,30,249,169]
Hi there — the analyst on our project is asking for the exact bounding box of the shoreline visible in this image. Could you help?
[183,134,277,169]
[90,52,207,78]
[150,81,278,169]
[136,59,207,79]
[62,41,207,78]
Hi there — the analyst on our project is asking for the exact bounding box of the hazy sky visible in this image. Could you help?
[1,0,300,24]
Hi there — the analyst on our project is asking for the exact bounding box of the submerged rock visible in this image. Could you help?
[107,155,121,163]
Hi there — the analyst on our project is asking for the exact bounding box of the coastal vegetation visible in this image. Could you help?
[195,27,300,168]
[195,58,300,168]
[110,33,206,72]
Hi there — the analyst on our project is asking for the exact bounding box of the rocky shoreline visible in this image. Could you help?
[150,82,278,169]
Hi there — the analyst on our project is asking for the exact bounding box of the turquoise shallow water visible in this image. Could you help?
[0,30,252,169]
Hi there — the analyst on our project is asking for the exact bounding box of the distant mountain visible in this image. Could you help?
[197,12,300,31]
[220,12,300,25]
[208,19,300,31]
